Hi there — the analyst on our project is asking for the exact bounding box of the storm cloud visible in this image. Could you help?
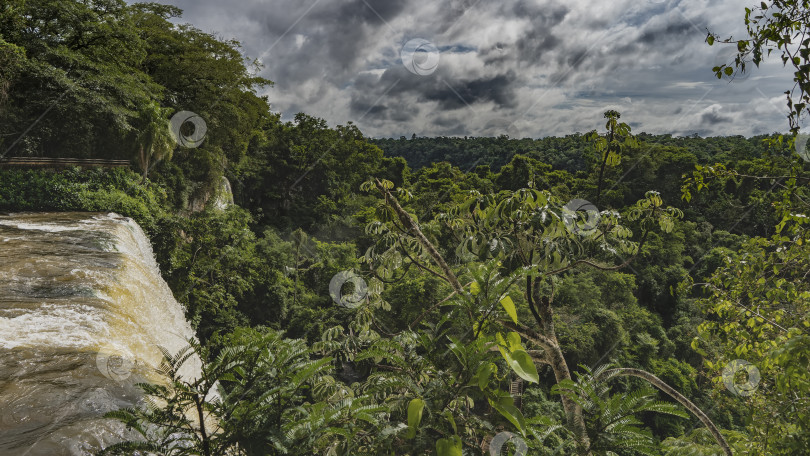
[142,0,795,138]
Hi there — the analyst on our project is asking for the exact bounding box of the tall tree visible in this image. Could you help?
[682,157,810,454]
[0,0,158,158]
[588,110,638,207]
[361,170,730,454]
[135,102,174,178]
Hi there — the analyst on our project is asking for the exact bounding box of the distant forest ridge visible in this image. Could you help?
[371,133,785,172]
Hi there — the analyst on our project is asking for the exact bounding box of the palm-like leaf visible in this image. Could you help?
[553,365,689,456]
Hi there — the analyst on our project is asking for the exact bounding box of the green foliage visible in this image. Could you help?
[235,113,389,230]
[0,0,272,202]
[0,168,168,232]
[102,329,386,456]
[662,428,749,455]
[6,2,810,454]
[553,365,689,456]
[0,0,158,157]
[681,133,810,454]
[100,340,229,456]
[405,398,425,439]
[371,134,592,173]
[135,101,175,178]
[588,110,639,206]
[691,232,810,454]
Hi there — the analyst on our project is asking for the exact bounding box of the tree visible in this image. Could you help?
[0,0,159,158]
[236,113,386,230]
[101,340,230,456]
[359,170,729,454]
[679,139,810,454]
[683,196,810,454]
[136,102,175,178]
[0,37,24,108]
[553,365,690,456]
[587,110,638,206]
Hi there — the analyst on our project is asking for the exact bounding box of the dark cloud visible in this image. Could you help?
[701,109,733,125]
[515,28,561,65]
[350,99,389,117]
[638,20,696,44]
[510,0,567,20]
[422,72,518,110]
[137,0,794,138]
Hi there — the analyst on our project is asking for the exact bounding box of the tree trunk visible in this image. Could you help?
[194,393,211,456]
[595,126,614,206]
[529,280,591,454]
[138,145,150,179]
[374,178,464,294]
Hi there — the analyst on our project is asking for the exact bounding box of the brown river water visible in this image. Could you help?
[0,212,200,455]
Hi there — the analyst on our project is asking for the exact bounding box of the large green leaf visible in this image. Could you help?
[505,349,539,384]
[496,333,511,362]
[506,331,523,352]
[489,398,526,435]
[436,435,463,456]
[500,295,518,324]
[476,362,494,390]
[405,398,425,439]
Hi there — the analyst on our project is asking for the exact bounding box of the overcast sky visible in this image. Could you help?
[146,0,796,139]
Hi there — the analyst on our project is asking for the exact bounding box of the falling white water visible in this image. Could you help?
[0,212,201,455]
[214,176,234,210]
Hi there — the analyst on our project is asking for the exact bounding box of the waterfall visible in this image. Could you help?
[214,176,234,210]
[0,212,200,455]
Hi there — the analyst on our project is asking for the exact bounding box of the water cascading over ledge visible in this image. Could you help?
[0,212,201,455]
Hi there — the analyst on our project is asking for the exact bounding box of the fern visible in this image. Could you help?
[553,365,689,456]
[98,328,390,456]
